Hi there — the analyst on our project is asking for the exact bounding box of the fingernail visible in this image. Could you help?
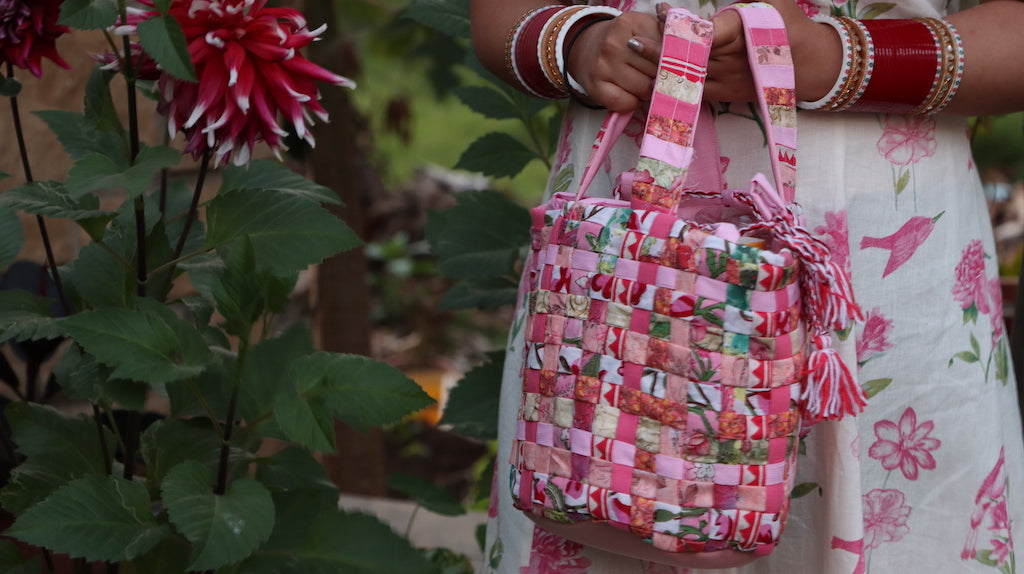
[627,37,644,52]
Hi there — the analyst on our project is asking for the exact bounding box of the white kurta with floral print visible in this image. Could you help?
[483,1,1024,572]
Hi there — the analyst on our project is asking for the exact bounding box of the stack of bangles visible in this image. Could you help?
[505,4,622,105]
[799,15,965,114]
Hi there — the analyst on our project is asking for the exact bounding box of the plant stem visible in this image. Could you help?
[92,403,112,475]
[173,149,212,261]
[5,63,72,316]
[215,339,249,495]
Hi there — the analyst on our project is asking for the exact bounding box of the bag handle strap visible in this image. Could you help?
[576,3,797,209]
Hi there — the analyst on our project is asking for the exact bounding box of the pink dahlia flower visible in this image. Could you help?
[0,0,70,77]
[137,0,354,165]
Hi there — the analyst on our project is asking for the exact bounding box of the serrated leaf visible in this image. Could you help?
[137,15,196,82]
[0,402,116,514]
[862,378,893,399]
[60,307,211,384]
[67,239,135,310]
[0,181,114,225]
[388,473,466,517]
[66,145,181,198]
[288,352,434,434]
[140,418,222,494]
[426,189,530,282]
[0,289,65,344]
[84,67,125,135]
[239,325,315,421]
[162,461,274,571]
[220,159,341,204]
[204,189,362,276]
[242,508,436,574]
[0,538,43,574]
[403,0,471,39]
[439,351,503,439]
[7,475,168,562]
[59,0,119,29]
[34,110,124,162]
[0,76,21,97]
[455,132,536,178]
[256,446,336,493]
[454,86,518,120]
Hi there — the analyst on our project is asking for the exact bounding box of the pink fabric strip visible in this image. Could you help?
[638,137,696,172]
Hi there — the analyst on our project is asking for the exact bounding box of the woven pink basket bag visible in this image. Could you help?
[509,3,866,568]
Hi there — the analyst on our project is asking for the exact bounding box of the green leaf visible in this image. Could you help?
[862,378,893,399]
[0,539,43,574]
[242,508,436,574]
[290,352,435,435]
[454,86,518,120]
[403,0,471,39]
[0,289,65,344]
[0,76,21,97]
[220,159,341,205]
[53,343,147,409]
[7,475,168,562]
[137,15,196,82]
[256,446,337,493]
[426,189,530,281]
[66,145,181,198]
[162,461,275,571]
[970,332,981,357]
[204,189,362,276]
[84,67,126,136]
[439,351,503,440]
[388,473,466,517]
[950,351,980,365]
[140,418,222,495]
[124,535,192,574]
[59,0,119,29]
[436,278,518,311]
[455,132,536,178]
[67,240,135,309]
[0,181,114,228]
[790,482,820,499]
[60,306,211,385]
[238,325,316,421]
[34,110,125,162]
[857,2,895,19]
[0,404,116,515]
[274,383,338,451]
[549,165,575,195]
[894,169,911,195]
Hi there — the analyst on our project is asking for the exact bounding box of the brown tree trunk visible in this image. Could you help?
[302,0,387,497]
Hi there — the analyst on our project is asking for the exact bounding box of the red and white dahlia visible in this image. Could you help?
[136,0,354,166]
[0,0,70,77]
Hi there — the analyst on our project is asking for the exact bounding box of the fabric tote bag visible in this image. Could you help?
[509,3,866,568]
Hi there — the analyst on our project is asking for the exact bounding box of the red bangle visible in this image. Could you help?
[513,6,566,98]
[848,19,938,114]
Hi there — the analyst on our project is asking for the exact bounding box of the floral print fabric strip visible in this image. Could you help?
[484,0,1024,572]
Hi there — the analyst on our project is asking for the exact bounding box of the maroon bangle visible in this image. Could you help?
[514,6,565,98]
[848,19,938,114]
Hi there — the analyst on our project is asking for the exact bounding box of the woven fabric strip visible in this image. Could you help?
[508,3,850,559]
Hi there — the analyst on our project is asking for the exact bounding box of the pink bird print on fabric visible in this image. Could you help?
[859,213,944,278]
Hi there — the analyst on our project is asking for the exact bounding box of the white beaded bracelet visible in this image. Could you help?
[797,15,854,111]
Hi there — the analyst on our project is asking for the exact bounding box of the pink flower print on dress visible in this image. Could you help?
[795,0,821,18]
[867,407,941,481]
[523,527,592,574]
[953,239,993,315]
[856,307,893,365]
[814,210,851,274]
[859,213,942,278]
[876,114,938,166]
[862,489,912,549]
[554,114,575,171]
[988,276,1006,344]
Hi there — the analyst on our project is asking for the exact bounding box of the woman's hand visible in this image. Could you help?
[705,0,842,103]
[565,11,663,113]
